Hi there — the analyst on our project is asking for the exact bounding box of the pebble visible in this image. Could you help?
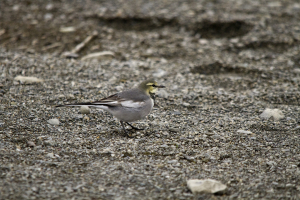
[167,160,178,164]
[83,116,90,121]
[75,115,83,119]
[44,13,53,21]
[27,141,36,147]
[46,153,55,158]
[156,90,169,98]
[171,111,181,115]
[267,161,277,166]
[44,139,56,146]
[237,130,252,134]
[47,118,60,125]
[182,102,190,107]
[162,131,169,136]
[59,27,76,33]
[260,108,284,121]
[14,75,44,83]
[187,179,227,194]
[65,186,73,193]
[153,69,167,77]
[169,128,179,132]
[80,106,90,114]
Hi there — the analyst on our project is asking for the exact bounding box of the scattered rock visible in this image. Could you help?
[59,26,76,33]
[44,139,56,146]
[187,179,227,194]
[169,128,179,132]
[27,141,36,147]
[47,118,60,125]
[260,108,284,121]
[10,102,17,106]
[153,69,167,77]
[14,76,44,83]
[156,90,169,98]
[83,116,90,121]
[46,152,55,158]
[237,130,252,134]
[80,106,90,114]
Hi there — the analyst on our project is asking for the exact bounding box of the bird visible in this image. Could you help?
[56,79,165,137]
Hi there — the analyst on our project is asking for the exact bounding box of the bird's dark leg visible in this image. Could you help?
[126,122,144,130]
[120,121,133,138]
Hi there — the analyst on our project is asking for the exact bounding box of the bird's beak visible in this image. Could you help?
[157,85,165,88]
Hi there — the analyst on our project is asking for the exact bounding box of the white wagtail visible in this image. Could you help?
[56,79,165,137]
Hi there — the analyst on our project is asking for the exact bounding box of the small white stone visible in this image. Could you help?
[46,153,55,158]
[59,26,76,33]
[237,130,252,134]
[27,141,36,147]
[199,39,208,44]
[47,118,60,125]
[12,5,20,11]
[187,179,227,194]
[46,3,54,10]
[260,108,284,121]
[14,76,44,83]
[153,69,167,78]
[44,13,53,21]
[156,90,169,98]
[80,106,90,114]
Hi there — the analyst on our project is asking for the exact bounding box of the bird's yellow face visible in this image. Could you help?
[139,80,165,95]
[146,81,159,94]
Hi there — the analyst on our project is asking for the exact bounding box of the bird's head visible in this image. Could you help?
[138,79,165,95]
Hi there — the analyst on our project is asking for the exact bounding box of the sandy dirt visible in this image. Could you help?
[1,0,300,199]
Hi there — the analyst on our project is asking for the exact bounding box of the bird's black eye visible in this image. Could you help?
[152,84,157,87]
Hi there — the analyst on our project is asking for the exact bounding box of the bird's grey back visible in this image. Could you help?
[115,88,149,102]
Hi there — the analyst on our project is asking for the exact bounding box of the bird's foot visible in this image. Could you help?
[123,131,134,138]
[126,122,144,130]
[120,121,135,138]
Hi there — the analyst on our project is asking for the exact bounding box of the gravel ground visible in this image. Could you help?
[1,0,300,199]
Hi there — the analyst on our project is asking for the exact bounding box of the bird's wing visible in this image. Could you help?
[90,93,122,107]
[91,93,146,108]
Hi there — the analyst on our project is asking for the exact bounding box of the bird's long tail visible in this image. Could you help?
[55,102,97,107]
[55,102,110,109]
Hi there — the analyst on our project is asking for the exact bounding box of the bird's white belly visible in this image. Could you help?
[108,99,153,122]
